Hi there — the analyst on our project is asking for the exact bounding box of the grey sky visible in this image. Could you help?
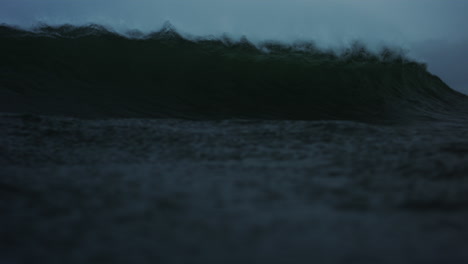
[1,0,467,93]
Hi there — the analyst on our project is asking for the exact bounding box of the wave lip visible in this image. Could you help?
[0,23,467,122]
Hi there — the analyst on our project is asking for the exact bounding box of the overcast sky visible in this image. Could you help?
[1,0,467,94]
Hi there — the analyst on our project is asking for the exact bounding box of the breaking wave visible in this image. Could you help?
[0,23,467,123]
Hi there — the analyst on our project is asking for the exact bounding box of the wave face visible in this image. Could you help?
[0,24,467,122]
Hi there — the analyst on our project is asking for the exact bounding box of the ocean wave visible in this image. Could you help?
[0,23,467,122]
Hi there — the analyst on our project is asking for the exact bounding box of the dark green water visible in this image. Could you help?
[1,24,468,264]
[1,24,467,122]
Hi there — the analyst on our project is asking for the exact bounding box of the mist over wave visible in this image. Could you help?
[0,23,467,123]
